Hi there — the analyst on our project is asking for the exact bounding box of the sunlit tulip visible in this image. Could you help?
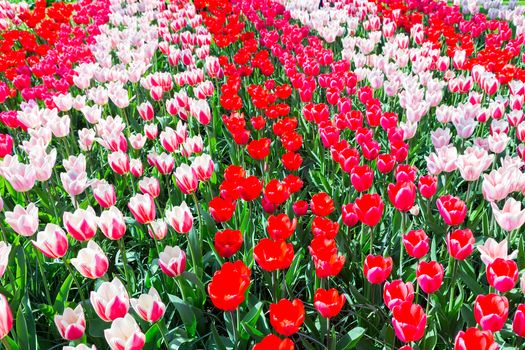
[0,293,13,339]
[90,278,130,322]
[104,314,145,350]
[491,198,525,232]
[165,202,193,234]
[478,238,517,266]
[174,164,199,194]
[158,246,186,277]
[128,194,156,224]
[5,203,39,237]
[98,207,126,240]
[63,206,98,241]
[131,287,166,323]
[0,242,10,279]
[71,241,109,279]
[54,305,85,341]
[33,224,69,258]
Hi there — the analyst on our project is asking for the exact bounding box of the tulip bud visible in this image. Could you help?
[131,287,166,323]
[90,278,130,322]
[158,246,186,277]
[104,314,145,350]
[54,305,85,341]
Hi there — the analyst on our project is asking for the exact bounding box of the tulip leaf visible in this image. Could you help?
[336,326,365,350]
[210,322,227,350]
[519,236,525,271]
[168,294,197,337]
[420,324,437,350]
[15,294,37,350]
[53,273,73,314]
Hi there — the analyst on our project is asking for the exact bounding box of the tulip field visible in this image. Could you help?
[2,0,525,349]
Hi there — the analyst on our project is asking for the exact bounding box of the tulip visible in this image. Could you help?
[418,175,437,198]
[148,220,168,240]
[33,223,69,259]
[454,327,498,350]
[0,293,13,339]
[54,305,85,341]
[350,165,374,192]
[104,314,145,350]
[128,194,156,224]
[436,195,467,226]
[208,260,251,311]
[63,206,98,241]
[363,254,393,284]
[130,159,143,177]
[354,194,384,227]
[253,334,294,350]
[98,207,126,240]
[477,238,517,266]
[138,177,160,198]
[247,138,271,160]
[90,278,130,322]
[131,287,166,323]
[491,198,525,232]
[447,228,475,260]
[214,229,243,258]
[0,134,13,158]
[269,299,305,336]
[158,246,186,277]
[108,151,130,175]
[314,288,346,318]
[293,200,308,216]
[63,345,97,350]
[311,217,339,238]
[474,294,508,332]
[387,181,416,212]
[392,301,426,343]
[191,154,214,182]
[239,175,263,201]
[208,196,236,222]
[383,280,415,311]
[174,164,199,194]
[267,214,297,240]
[486,258,518,293]
[513,304,525,337]
[165,202,193,234]
[71,241,109,279]
[254,238,294,272]
[91,180,116,208]
[402,230,429,259]
[416,261,444,294]
[341,203,359,227]
[5,203,39,237]
[0,242,10,279]
[310,192,335,217]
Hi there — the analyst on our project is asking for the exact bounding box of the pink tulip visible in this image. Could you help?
[0,293,13,339]
[108,151,130,175]
[92,180,117,208]
[181,136,204,157]
[5,203,39,237]
[0,242,10,279]
[129,133,147,150]
[174,164,198,194]
[158,246,186,277]
[491,198,525,232]
[54,305,85,341]
[153,153,175,175]
[478,238,518,266]
[2,160,36,192]
[33,224,69,259]
[189,98,211,125]
[131,287,166,323]
[148,220,168,240]
[98,207,126,240]
[191,154,214,182]
[63,207,98,241]
[165,202,193,234]
[138,177,160,198]
[456,147,493,182]
[144,124,158,140]
[130,159,144,177]
[71,241,109,279]
[137,101,154,121]
[160,127,179,153]
[63,345,97,350]
[128,194,156,224]
[104,314,145,350]
[90,278,129,322]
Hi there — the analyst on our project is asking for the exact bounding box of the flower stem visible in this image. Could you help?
[34,247,52,305]
[230,310,239,349]
[448,258,458,313]
[118,238,132,293]
[63,258,87,302]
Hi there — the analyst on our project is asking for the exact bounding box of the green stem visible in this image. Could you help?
[398,213,405,278]
[1,338,12,350]
[157,320,169,347]
[63,258,87,302]
[118,238,132,293]
[369,226,374,255]
[35,249,52,305]
[448,258,458,313]
[230,310,239,349]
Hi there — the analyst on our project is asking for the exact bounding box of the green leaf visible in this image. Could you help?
[53,274,73,314]
[210,322,227,350]
[15,295,37,350]
[420,325,437,350]
[336,327,365,350]
[168,294,197,337]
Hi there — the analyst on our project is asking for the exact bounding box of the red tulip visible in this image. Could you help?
[402,230,429,259]
[376,153,396,173]
[267,214,297,240]
[454,327,498,350]
[437,195,467,226]
[214,229,243,258]
[253,334,294,350]
[247,138,271,160]
[309,237,345,278]
[314,288,346,318]
[354,194,383,227]
[311,217,339,239]
[282,152,302,171]
[418,175,437,199]
[240,176,262,201]
[395,164,417,183]
[264,179,291,205]
[363,254,393,284]
[208,261,251,311]
[513,304,525,337]
[387,181,416,212]
[447,228,475,260]
[350,165,374,192]
[293,200,308,216]
[416,261,444,294]
[392,301,427,343]
[254,238,294,272]
[269,299,305,336]
[474,294,509,332]
[310,192,334,216]
[0,134,13,158]
[208,196,236,222]
[486,258,518,293]
[341,203,359,227]
[383,280,415,311]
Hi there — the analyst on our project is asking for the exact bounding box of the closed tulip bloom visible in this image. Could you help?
[0,294,13,339]
[214,229,243,258]
[130,159,143,177]
[0,134,13,158]
[416,261,444,294]
[477,238,517,266]
[92,180,116,208]
[208,196,236,222]
[71,240,109,279]
[174,164,199,194]
[341,203,359,227]
[108,151,130,175]
[54,305,85,341]
[350,165,374,192]
[474,294,508,332]
[436,195,467,226]
[486,258,518,293]
[267,213,297,240]
[90,278,130,322]
[418,175,437,199]
[491,198,525,232]
[208,260,251,311]
[165,202,193,234]
[388,181,416,212]
[5,203,39,237]
[253,334,294,350]
[158,246,186,277]
[270,299,305,336]
[191,154,214,182]
[383,280,415,311]
[402,230,429,259]
[131,287,166,323]
[447,228,475,260]
[454,327,498,350]
[513,304,525,337]
[314,288,346,318]
[392,301,427,343]
[138,177,160,198]
[33,223,69,258]
[363,254,393,284]
[0,242,10,279]
[128,194,156,224]
[354,194,384,227]
[104,314,145,350]
[98,207,126,240]
[63,206,98,241]
[310,192,335,217]
[254,238,294,272]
